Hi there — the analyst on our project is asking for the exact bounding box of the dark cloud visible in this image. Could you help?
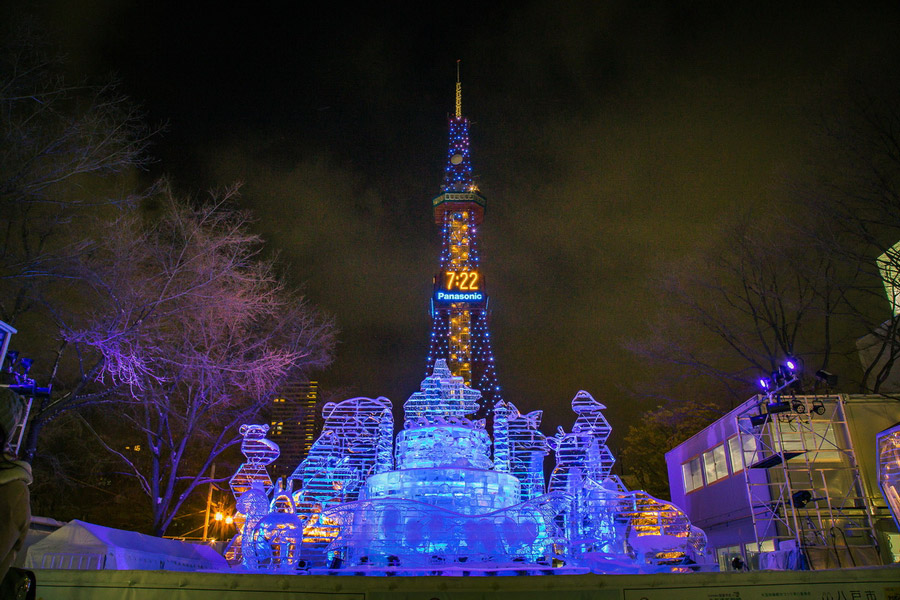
[15,0,900,445]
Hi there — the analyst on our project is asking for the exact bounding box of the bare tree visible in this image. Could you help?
[0,21,154,324]
[811,86,900,394]
[627,213,845,405]
[58,187,336,535]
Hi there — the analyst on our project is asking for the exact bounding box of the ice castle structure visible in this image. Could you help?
[226,360,711,574]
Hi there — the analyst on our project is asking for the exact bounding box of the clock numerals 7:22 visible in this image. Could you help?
[445,271,479,291]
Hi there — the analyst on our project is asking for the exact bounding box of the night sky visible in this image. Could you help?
[13,2,900,448]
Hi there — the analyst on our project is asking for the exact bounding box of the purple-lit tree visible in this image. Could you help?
[1,20,155,464]
[61,186,335,535]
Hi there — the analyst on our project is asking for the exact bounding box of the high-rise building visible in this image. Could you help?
[268,380,318,479]
[425,69,501,413]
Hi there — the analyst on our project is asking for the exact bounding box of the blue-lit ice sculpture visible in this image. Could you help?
[322,360,567,572]
[227,361,710,574]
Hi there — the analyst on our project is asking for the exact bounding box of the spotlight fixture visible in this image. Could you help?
[766,400,792,415]
[815,370,837,387]
[758,358,802,398]
[811,399,826,415]
[791,490,812,508]
[4,350,18,366]
[749,413,769,428]
[791,490,825,508]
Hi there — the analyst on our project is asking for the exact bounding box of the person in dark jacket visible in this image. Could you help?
[0,389,31,582]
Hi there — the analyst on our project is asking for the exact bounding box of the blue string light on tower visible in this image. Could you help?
[426,62,501,413]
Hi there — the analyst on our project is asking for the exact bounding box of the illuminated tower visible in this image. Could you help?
[426,66,501,412]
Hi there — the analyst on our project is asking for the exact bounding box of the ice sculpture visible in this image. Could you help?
[286,396,394,562]
[547,392,708,571]
[229,482,271,568]
[226,425,280,565]
[229,424,279,496]
[496,400,550,502]
[249,492,305,573]
[226,364,710,574]
[877,423,900,529]
[321,360,567,571]
[548,391,614,493]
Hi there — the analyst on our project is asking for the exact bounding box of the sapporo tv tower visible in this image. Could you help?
[425,64,501,413]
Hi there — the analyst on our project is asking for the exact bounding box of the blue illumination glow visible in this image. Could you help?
[227,368,709,574]
[223,94,709,575]
[435,291,484,302]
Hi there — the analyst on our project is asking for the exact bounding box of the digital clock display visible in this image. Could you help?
[434,270,484,303]
[443,270,479,291]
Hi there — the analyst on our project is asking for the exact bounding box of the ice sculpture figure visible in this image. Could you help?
[225,425,280,566]
[508,405,550,502]
[249,491,306,573]
[548,391,614,493]
[497,401,549,501]
[321,360,567,571]
[229,424,279,496]
[225,367,711,574]
[547,391,709,572]
[286,396,394,562]
[228,481,271,568]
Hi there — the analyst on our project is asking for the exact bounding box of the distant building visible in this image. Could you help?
[856,242,900,392]
[267,380,319,479]
[666,394,900,570]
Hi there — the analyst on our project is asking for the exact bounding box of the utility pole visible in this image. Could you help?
[202,464,216,542]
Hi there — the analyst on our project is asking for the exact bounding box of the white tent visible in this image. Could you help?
[25,520,229,571]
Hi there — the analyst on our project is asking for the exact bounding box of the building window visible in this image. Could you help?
[682,456,703,493]
[728,434,757,472]
[774,420,843,462]
[716,544,741,571]
[703,444,728,484]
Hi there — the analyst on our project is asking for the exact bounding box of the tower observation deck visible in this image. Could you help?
[426,67,501,413]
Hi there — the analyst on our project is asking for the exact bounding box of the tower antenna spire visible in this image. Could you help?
[455,60,462,119]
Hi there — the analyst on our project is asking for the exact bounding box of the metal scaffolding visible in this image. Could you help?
[735,394,880,569]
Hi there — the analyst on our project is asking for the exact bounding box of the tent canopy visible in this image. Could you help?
[26,520,228,571]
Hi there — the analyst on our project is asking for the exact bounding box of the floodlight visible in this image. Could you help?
[792,490,812,508]
[5,350,18,366]
[766,400,791,415]
[20,358,33,374]
[749,413,769,428]
[790,490,824,508]
[815,370,837,386]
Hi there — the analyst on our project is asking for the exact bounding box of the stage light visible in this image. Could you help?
[766,400,792,415]
[750,413,769,427]
[791,490,813,508]
[785,359,797,371]
[758,378,771,391]
[815,370,837,386]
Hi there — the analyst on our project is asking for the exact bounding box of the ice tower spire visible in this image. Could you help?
[426,66,501,413]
